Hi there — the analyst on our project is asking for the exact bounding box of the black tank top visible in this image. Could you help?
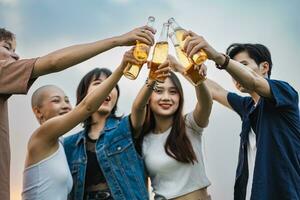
[84,136,107,191]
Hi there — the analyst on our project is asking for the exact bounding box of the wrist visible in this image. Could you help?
[214,53,226,65]
[145,78,157,91]
[113,36,124,46]
[215,53,230,70]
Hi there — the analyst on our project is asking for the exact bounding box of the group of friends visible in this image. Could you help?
[0,22,299,200]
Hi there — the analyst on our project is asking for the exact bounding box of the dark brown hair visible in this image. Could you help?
[76,68,120,132]
[0,28,15,41]
[139,72,197,164]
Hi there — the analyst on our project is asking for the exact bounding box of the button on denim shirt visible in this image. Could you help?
[63,116,149,200]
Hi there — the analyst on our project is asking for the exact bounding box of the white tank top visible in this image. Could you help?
[22,142,73,200]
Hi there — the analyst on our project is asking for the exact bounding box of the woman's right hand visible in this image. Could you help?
[117,25,156,47]
[167,55,185,74]
[120,48,145,70]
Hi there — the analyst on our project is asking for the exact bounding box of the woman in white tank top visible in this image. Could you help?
[131,55,212,200]
[22,42,153,200]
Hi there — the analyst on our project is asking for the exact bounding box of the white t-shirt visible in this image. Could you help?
[246,128,257,200]
[142,112,211,199]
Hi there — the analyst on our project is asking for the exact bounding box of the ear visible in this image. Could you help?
[259,61,270,78]
[32,106,44,124]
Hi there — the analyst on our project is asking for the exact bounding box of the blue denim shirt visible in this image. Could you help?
[63,116,149,200]
[228,79,300,200]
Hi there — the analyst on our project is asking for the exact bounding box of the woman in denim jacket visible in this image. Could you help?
[63,52,170,199]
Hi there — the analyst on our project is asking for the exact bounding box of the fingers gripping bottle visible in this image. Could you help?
[123,16,155,80]
[169,30,205,86]
[149,22,169,82]
[168,17,207,65]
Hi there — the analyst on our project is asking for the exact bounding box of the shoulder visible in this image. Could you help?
[265,79,299,108]
[184,112,204,135]
[63,130,84,146]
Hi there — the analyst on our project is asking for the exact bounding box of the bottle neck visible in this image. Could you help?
[158,23,169,42]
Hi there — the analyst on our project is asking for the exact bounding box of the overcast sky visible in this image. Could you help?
[1,0,300,199]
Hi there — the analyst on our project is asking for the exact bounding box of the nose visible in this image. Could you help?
[62,101,72,111]
[161,91,171,101]
[12,52,19,60]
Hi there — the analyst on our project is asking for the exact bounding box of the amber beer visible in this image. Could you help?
[123,16,155,80]
[149,22,169,82]
[149,42,169,82]
[170,31,205,86]
[168,17,207,65]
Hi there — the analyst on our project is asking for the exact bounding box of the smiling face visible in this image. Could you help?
[86,73,118,116]
[0,38,19,61]
[149,77,180,118]
[32,86,72,124]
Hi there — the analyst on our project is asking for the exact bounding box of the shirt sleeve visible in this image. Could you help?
[266,79,299,109]
[0,58,38,94]
[184,112,204,135]
[227,92,249,119]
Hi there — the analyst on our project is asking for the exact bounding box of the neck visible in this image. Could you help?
[88,112,109,139]
[153,114,173,134]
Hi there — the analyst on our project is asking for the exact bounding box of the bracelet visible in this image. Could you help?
[145,78,158,91]
[215,54,230,70]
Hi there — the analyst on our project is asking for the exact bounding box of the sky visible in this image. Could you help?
[1,0,300,199]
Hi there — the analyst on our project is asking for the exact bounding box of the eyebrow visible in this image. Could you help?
[239,60,248,64]
[50,95,62,99]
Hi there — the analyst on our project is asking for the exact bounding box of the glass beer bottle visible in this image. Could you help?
[149,22,169,82]
[168,17,207,65]
[123,16,155,80]
[169,30,205,86]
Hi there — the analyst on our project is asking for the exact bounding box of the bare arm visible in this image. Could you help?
[218,57,271,98]
[31,26,155,78]
[27,50,141,164]
[193,80,213,128]
[183,31,272,98]
[130,79,155,137]
[131,61,171,137]
[205,78,232,109]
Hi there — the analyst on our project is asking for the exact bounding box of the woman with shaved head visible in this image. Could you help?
[22,49,144,200]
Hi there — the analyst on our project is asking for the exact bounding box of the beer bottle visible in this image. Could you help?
[169,30,205,86]
[149,22,169,82]
[123,16,155,80]
[168,17,207,65]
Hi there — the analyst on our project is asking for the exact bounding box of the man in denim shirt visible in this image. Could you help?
[63,68,149,200]
[182,31,300,200]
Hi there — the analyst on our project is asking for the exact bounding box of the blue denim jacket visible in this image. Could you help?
[63,116,149,200]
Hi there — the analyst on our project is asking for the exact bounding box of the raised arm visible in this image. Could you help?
[31,26,155,78]
[193,75,213,128]
[205,78,232,110]
[131,61,171,137]
[183,31,272,98]
[27,49,142,161]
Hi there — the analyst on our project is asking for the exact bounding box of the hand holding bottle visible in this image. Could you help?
[120,48,145,70]
[166,55,185,74]
[117,25,156,47]
[147,59,172,81]
[182,31,222,64]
